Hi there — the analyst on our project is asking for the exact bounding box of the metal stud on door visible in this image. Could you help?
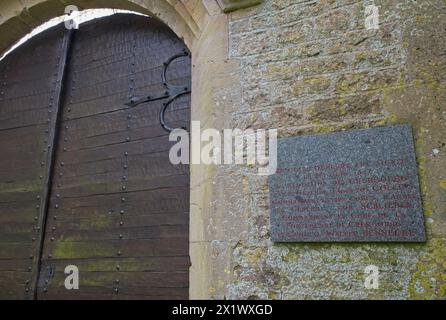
[0,14,191,300]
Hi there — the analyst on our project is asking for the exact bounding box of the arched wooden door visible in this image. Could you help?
[0,14,190,300]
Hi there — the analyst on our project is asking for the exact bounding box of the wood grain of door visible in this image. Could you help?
[0,14,191,300]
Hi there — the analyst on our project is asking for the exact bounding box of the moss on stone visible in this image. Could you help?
[282,251,299,263]
[408,238,446,299]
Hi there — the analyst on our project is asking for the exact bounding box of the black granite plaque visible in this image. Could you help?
[269,124,426,242]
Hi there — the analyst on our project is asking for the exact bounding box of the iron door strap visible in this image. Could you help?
[31,28,75,300]
[47,266,56,278]
[125,49,191,132]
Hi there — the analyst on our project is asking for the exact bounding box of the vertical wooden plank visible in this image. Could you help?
[37,15,191,300]
[29,28,74,300]
[0,25,69,300]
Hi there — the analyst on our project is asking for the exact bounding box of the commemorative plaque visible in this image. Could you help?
[269,124,426,242]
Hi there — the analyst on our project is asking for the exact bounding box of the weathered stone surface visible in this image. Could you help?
[225,0,445,300]
[0,0,445,300]
[270,125,426,242]
[217,0,263,13]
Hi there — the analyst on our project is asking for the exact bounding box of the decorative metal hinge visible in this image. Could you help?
[125,49,191,132]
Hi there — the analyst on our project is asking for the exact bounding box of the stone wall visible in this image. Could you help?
[204,0,446,299]
[0,0,444,300]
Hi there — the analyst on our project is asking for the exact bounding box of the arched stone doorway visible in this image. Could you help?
[0,0,246,300]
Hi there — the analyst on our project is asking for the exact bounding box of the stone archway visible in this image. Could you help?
[0,0,238,300]
[0,0,262,54]
[0,0,210,55]
[0,0,263,300]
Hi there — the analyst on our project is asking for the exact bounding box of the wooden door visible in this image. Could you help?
[0,14,191,300]
[0,24,70,300]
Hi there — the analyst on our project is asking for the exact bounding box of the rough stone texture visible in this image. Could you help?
[217,0,263,13]
[0,0,445,300]
[214,0,446,300]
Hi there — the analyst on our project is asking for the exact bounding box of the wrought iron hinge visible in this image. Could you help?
[125,49,191,132]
